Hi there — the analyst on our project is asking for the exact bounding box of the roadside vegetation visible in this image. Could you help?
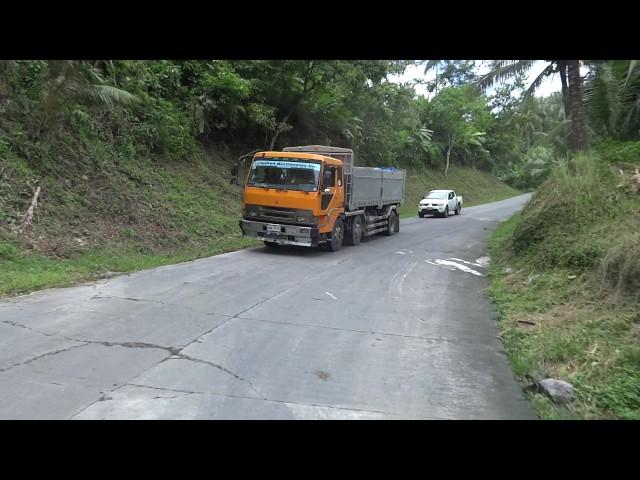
[484,59,640,419]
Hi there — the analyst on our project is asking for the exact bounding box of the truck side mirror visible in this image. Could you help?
[230,165,239,185]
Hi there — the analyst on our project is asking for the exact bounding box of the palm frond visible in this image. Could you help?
[476,60,537,91]
[423,60,440,75]
[524,64,556,98]
[624,60,638,88]
[89,85,139,107]
[584,62,626,134]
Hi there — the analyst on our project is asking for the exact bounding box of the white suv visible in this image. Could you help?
[418,190,463,218]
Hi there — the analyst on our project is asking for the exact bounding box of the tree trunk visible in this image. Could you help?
[268,128,281,151]
[268,60,315,151]
[444,135,453,176]
[557,61,570,119]
[19,186,41,234]
[567,60,589,151]
[268,107,295,150]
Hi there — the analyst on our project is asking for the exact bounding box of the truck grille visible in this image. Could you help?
[260,206,296,220]
[245,205,314,225]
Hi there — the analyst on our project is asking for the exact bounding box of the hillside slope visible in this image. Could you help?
[488,151,640,419]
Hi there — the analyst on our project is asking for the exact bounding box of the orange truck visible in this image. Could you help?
[235,145,406,251]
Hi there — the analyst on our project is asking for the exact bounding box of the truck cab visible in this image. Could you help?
[240,150,345,248]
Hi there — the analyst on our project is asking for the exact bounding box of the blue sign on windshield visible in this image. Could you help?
[253,160,321,171]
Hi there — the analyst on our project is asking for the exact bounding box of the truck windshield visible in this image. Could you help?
[247,157,321,192]
[426,192,448,199]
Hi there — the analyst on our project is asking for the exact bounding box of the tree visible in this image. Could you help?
[477,60,589,151]
[584,60,640,140]
[423,60,477,94]
[424,85,493,175]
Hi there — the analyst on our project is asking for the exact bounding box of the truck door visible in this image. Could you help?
[448,191,455,209]
[321,165,337,211]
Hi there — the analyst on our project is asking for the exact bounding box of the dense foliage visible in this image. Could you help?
[1,59,639,192]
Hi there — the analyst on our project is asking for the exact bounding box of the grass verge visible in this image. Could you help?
[487,153,640,419]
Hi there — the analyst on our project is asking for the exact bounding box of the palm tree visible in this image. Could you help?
[583,60,640,140]
[477,60,589,151]
[28,60,139,140]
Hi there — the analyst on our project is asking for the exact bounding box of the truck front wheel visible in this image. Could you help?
[264,241,279,249]
[345,216,363,246]
[327,218,345,252]
[385,211,397,236]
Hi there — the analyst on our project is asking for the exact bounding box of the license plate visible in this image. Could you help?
[267,224,281,234]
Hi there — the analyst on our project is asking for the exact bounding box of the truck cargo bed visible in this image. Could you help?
[348,167,406,210]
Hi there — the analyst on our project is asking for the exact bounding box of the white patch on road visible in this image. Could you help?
[325,292,337,300]
[449,257,482,267]
[394,251,407,255]
[425,259,484,277]
[475,256,491,267]
[434,260,484,276]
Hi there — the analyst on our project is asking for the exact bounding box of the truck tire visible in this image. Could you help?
[345,216,363,246]
[442,206,449,218]
[419,211,424,218]
[327,218,345,252]
[384,210,397,236]
[455,204,461,215]
[264,241,279,249]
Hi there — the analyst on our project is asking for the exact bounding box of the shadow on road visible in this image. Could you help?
[247,244,331,258]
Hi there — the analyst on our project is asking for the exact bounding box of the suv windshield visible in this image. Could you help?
[426,191,448,200]
[247,157,321,192]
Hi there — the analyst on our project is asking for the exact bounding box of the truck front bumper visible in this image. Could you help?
[240,219,320,247]
[419,205,445,214]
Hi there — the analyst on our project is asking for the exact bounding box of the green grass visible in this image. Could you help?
[488,154,640,419]
[399,165,520,218]
[0,144,261,297]
[0,237,257,297]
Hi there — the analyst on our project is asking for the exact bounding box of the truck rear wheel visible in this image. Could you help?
[264,241,279,249]
[327,218,345,252]
[345,216,363,246]
[455,204,461,215]
[384,211,397,236]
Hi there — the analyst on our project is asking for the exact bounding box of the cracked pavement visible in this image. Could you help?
[0,195,535,419]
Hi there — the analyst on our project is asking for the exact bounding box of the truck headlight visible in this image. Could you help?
[295,210,316,224]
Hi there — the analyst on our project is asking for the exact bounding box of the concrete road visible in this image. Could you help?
[0,194,535,419]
